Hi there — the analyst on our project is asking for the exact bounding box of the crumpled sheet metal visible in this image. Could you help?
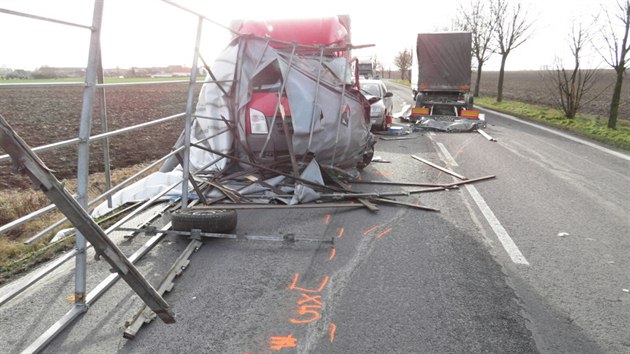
[414,117,484,132]
[162,36,373,173]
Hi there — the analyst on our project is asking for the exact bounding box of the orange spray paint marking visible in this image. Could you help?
[363,225,379,235]
[269,334,297,350]
[328,247,337,261]
[289,273,330,293]
[289,304,322,324]
[329,323,337,343]
[324,214,331,225]
[297,293,322,306]
[375,227,393,239]
[336,228,345,239]
[370,169,394,177]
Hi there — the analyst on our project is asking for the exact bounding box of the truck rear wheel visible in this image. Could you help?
[171,209,237,234]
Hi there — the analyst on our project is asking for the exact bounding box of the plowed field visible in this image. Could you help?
[0,83,198,190]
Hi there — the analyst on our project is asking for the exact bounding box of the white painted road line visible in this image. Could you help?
[465,184,530,265]
[480,107,630,161]
[433,139,530,266]
[436,142,459,167]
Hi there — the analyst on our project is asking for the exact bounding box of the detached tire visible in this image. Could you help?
[171,209,237,234]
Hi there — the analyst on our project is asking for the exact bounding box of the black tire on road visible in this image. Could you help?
[171,209,237,234]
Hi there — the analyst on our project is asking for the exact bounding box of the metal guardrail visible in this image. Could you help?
[0,1,234,352]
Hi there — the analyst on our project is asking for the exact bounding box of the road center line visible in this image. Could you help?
[464,184,530,265]
[436,142,459,167]
[434,140,530,265]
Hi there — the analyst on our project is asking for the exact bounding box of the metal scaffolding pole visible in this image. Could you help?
[96,45,113,207]
[74,0,104,311]
[181,15,203,209]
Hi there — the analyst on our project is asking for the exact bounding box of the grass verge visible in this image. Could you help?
[0,163,154,284]
[475,97,630,151]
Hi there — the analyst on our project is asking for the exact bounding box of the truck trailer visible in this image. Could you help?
[410,32,480,122]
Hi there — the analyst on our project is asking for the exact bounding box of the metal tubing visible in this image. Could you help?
[75,0,105,309]
[20,304,88,354]
[192,203,364,210]
[411,154,467,180]
[307,46,325,150]
[21,147,184,244]
[20,208,181,353]
[0,113,185,163]
[258,44,297,158]
[191,143,342,192]
[0,202,59,236]
[94,79,232,88]
[96,47,112,207]
[348,179,449,188]
[477,129,497,142]
[0,250,77,307]
[160,0,236,34]
[0,118,177,323]
[181,16,203,209]
[0,8,92,29]
[331,53,350,165]
[0,82,85,89]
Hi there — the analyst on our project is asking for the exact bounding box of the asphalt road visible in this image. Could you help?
[1,81,628,354]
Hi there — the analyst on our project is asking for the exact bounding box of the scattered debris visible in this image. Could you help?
[411,155,467,180]
[379,136,417,141]
[406,116,485,132]
[371,156,391,163]
[478,129,497,142]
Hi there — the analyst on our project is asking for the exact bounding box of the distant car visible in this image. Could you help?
[360,79,393,131]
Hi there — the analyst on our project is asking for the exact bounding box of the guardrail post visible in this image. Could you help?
[181,15,203,209]
[74,0,104,310]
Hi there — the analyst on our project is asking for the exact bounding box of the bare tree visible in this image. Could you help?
[492,0,534,102]
[394,49,412,81]
[596,0,630,129]
[456,0,496,97]
[544,22,599,119]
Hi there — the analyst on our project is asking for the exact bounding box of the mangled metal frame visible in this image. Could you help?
[163,34,375,181]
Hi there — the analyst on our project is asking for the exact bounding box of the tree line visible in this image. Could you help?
[393,0,629,130]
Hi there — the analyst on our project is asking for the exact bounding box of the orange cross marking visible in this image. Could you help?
[269,334,297,350]
[375,227,393,239]
[297,293,322,306]
[289,304,322,324]
[370,169,393,177]
[363,225,378,235]
[289,273,329,293]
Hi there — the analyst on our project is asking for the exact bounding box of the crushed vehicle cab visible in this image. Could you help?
[213,15,376,170]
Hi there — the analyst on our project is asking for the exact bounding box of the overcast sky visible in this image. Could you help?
[0,0,622,72]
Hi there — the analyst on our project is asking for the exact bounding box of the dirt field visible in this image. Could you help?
[1,70,628,191]
[0,83,197,190]
[477,69,629,118]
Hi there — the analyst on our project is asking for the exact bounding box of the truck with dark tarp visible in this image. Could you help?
[410,32,480,122]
